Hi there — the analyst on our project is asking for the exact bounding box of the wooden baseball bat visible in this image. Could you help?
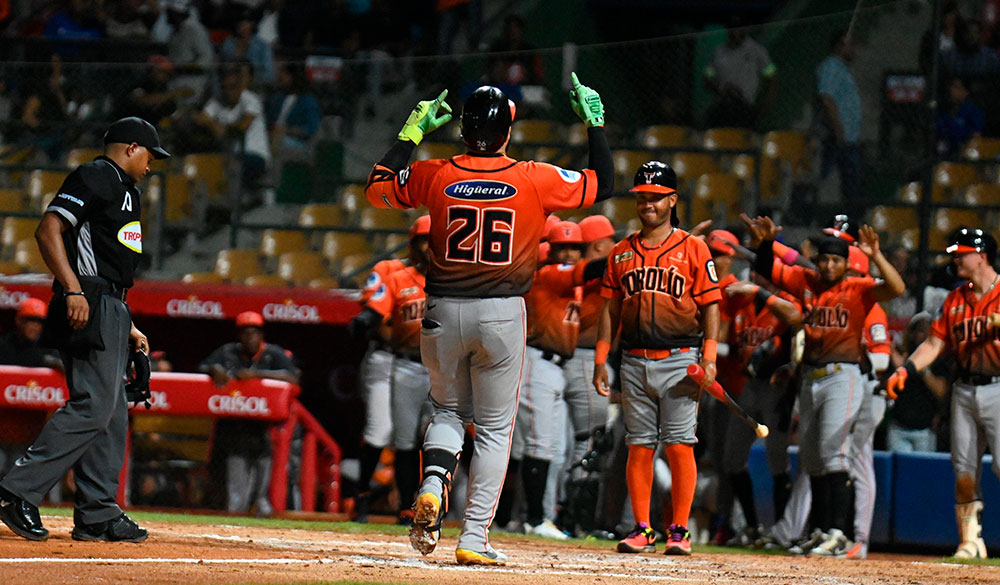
[687,363,769,438]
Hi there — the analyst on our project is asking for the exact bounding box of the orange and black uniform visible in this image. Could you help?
[931,281,1000,377]
[367,265,427,357]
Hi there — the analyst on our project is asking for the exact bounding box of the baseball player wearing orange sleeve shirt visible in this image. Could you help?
[594,161,722,556]
[746,216,904,558]
[365,79,614,565]
[888,228,1000,559]
[348,256,406,522]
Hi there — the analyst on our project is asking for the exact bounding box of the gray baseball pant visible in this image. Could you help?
[360,347,394,448]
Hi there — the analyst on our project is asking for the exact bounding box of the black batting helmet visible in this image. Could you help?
[630,161,681,225]
[947,227,997,263]
[461,86,512,153]
[822,214,859,243]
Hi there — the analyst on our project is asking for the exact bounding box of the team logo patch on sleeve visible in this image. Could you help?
[557,168,582,183]
[365,272,382,290]
[398,167,411,187]
[870,323,888,343]
[117,221,142,253]
[371,284,387,301]
[614,251,633,264]
[706,259,719,283]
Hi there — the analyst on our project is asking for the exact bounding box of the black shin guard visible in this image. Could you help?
[808,475,829,532]
[730,470,759,528]
[772,473,792,520]
[358,444,384,495]
[394,449,421,511]
[522,456,551,527]
[495,458,521,527]
[827,471,854,537]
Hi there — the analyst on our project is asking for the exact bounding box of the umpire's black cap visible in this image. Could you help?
[947,227,997,263]
[104,117,171,159]
[462,86,513,153]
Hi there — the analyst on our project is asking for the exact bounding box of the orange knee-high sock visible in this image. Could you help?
[626,445,656,526]
[665,443,697,528]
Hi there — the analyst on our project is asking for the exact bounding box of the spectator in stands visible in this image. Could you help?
[487,14,543,87]
[221,10,275,86]
[887,312,949,452]
[267,62,321,153]
[940,17,1000,77]
[105,0,157,39]
[437,0,481,55]
[704,19,777,129]
[256,0,281,46]
[276,0,315,48]
[195,67,271,187]
[920,0,962,73]
[201,311,299,516]
[118,55,194,127]
[164,0,215,107]
[815,30,863,212]
[44,0,105,40]
[0,298,62,371]
[936,77,984,156]
[17,54,71,161]
[150,350,173,372]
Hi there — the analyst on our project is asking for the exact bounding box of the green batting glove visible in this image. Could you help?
[569,72,605,127]
[398,90,453,145]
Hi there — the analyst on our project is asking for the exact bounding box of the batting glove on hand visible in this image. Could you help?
[398,90,452,145]
[569,72,604,127]
[886,360,915,400]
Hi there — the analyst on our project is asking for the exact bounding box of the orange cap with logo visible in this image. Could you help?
[579,215,615,243]
[547,221,583,245]
[706,230,739,257]
[236,311,264,328]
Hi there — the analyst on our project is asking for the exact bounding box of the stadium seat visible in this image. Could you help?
[414,142,461,161]
[27,170,65,211]
[962,183,1000,206]
[0,189,26,213]
[510,120,563,145]
[692,173,742,222]
[299,203,345,227]
[932,162,978,202]
[868,205,918,233]
[260,229,309,260]
[146,173,193,223]
[338,183,366,215]
[321,232,372,266]
[670,152,720,190]
[182,153,228,202]
[899,228,920,251]
[65,147,102,168]
[277,251,328,287]
[214,249,262,282]
[0,260,22,275]
[531,146,575,167]
[897,181,923,204]
[731,154,756,183]
[243,274,289,287]
[359,207,411,231]
[308,277,341,289]
[568,123,589,146]
[639,125,691,149]
[760,130,807,200]
[14,240,46,273]
[2,218,38,259]
[963,136,1000,160]
[930,208,981,250]
[703,127,752,151]
[601,197,635,224]
[339,253,375,287]
[182,272,225,284]
[383,233,409,255]
[613,150,652,189]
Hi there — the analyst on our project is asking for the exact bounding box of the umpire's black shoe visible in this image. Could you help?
[0,486,49,541]
[72,513,148,543]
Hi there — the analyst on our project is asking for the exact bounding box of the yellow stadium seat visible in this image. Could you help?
[963,136,1000,160]
[339,253,375,287]
[601,198,635,224]
[933,162,979,202]
[671,152,720,189]
[930,208,981,250]
[0,260,22,275]
[414,142,461,161]
[299,203,345,227]
[613,150,652,188]
[277,251,328,287]
[339,184,366,215]
[639,125,691,149]
[182,272,225,284]
[510,120,563,145]
[322,232,372,265]
[963,183,1000,206]
[260,229,309,260]
[760,130,807,200]
[0,189,26,213]
[308,277,341,289]
[868,205,918,233]
[898,181,923,204]
[703,127,752,151]
[65,147,103,168]
[568,123,589,146]
[899,228,920,251]
[692,173,743,222]
[243,274,289,287]
[359,208,411,231]
[27,170,65,211]
[383,233,409,255]
[731,154,756,183]
[182,153,228,202]
[2,218,38,259]
[531,146,574,167]
[146,173,193,223]
[14,240,46,273]
[214,249,262,282]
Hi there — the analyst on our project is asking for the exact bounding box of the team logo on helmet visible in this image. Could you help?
[643,172,657,184]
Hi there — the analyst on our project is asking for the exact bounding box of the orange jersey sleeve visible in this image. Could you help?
[601,229,721,350]
[519,161,599,213]
[360,258,406,304]
[932,282,1000,375]
[366,266,426,351]
[863,303,891,355]
[527,264,583,357]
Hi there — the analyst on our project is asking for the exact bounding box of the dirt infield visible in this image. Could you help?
[0,516,996,585]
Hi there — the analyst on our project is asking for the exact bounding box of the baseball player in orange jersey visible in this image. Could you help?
[888,228,1000,559]
[745,215,905,557]
[709,230,802,545]
[595,161,721,556]
[353,216,434,524]
[348,256,406,522]
[365,77,614,565]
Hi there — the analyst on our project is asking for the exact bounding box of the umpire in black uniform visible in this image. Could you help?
[0,117,168,542]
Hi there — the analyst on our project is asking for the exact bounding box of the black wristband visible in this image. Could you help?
[64,291,86,298]
[902,359,919,377]
[754,287,774,305]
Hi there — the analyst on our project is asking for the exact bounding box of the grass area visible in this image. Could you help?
[939,556,1000,567]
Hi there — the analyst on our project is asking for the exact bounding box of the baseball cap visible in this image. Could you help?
[538,241,550,263]
[409,215,431,238]
[17,297,46,320]
[104,117,171,159]
[548,221,583,245]
[706,230,739,257]
[815,236,850,259]
[579,215,615,243]
[847,245,869,275]
[542,214,561,242]
[235,311,264,328]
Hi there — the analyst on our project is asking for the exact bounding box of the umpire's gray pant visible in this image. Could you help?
[0,295,131,525]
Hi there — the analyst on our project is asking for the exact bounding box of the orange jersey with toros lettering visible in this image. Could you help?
[366,153,598,298]
[770,263,877,364]
[360,258,406,304]
[930,281,1000,375]
[601,229,722,350]
[577,280,604,349]
[527,262,591,358]
[864,303,890,356]
[366,266,426,351]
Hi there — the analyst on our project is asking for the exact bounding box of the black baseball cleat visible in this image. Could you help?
[72,513,148,543]
[0,486,49,541]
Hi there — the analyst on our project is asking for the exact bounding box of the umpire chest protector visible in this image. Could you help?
[47,156,143,288]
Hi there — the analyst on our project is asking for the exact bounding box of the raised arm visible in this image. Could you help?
[857,225,906,302]
[569,73,614,203]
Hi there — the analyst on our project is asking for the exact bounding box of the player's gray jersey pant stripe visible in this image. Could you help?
[390,357,433,451]
[563,348,612,479]
[420,295,526,553]
[850,385,886,544]
[620,351,700,446]
[951,381,1000,486]
[798,363,863,475]
[514,347,567,461]
[360,348,394,448]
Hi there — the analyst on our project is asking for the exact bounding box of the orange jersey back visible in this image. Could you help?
[601,229,722,350]
[577,280,604,349]
[361,258,406,304]
[366,153,598,298]
[864,303,890,355]
[366,266,426,351]
[931,281,1000,375]
[770,263,876,364]
[527,262,588,357]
